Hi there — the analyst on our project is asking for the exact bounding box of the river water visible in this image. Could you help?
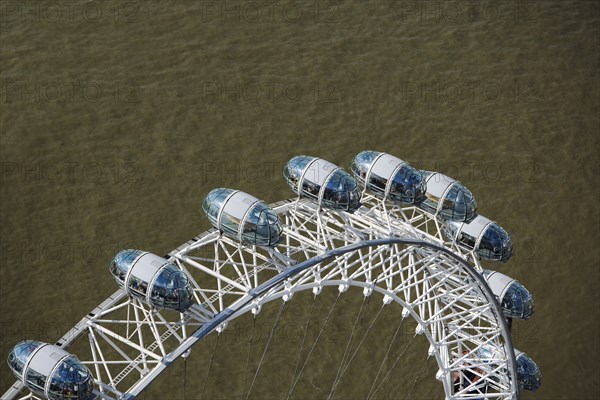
[1,1,598,399]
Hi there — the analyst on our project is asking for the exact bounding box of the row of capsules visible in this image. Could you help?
[6,250,199,399]
[4,191,286,399]
[6,152,539,399]
[347,151,541,392]
[279,152,540,392]
[198,152,541,392]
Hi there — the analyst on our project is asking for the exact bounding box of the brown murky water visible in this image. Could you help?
[1,1,598,399]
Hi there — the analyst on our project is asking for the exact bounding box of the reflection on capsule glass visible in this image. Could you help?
[482,270,534,319]
[515,349,542,391]
[418,171,477,221]
[444,215,513,262]
[202,188,282,246]
[350,151,426,204]
[283,155,361,212]
[110,250,194,312]
[7,341,94,400]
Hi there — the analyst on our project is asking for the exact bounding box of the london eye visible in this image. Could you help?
[3,151,541,400]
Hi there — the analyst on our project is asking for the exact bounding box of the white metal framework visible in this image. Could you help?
[2,195,519,400]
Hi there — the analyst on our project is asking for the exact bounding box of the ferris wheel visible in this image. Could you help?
[3,151,541,400]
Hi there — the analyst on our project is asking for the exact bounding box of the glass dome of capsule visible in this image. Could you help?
[350,151,426,204]
[202,188,282,246]
[515,350,542,391]
[46,356,94,400]
[500,280,535,319]
[7,341,94,400]
[110,249,144,285]
[478,223,512,262]
[482,270,534,319]
[444,215,513,263]
[7,340,43,377]
[419,171,477,221]
[110,250,194,312]
[283,156,361,212]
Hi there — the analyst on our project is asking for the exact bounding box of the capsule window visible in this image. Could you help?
[48,377,66,399]
[421,193,442,214]
[440,185,460,219]
[301,179,321,199]
[516,354,542,391]
[202,188,234,227]
[242,204,263,240]
[220,212,241,238]
[47,357,93,400]
[242,203,281,246]
[7,352,25,375]
[478,224,512,262]
[369,174,387,195]
[111,261,128,284]
[502,282,534,319]
[8,341,42,378]
[388,165,425,204]
[26,367,46,393]
[150,264,194,311]
[350,151,380,187]
[284,156,314,192]
[150,286,167,305]
[322,171,345,205]
[458,231,478,249]
[439,185,477,221]
[321,170,361,211]
[128,274,148,297]
[110,249,144,287]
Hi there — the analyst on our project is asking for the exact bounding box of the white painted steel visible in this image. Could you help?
[3,195,519,400]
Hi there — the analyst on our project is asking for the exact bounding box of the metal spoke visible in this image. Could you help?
[245,300,287,400]
[199,333,220,400]
[288,293,341,399]
[366,316,406,400]
[329,303,386,399]
[241,316,257,398]
[287,295,318,399]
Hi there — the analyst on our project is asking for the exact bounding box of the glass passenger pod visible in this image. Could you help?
[202,188,282,246]
[110,250,194,312]
[515,349,542,392]
[475,346,541,392]
[350,151,426,204]
[482,270,534,319]
[418,171,477,221]
[7,341,94,400]
[283,156,361,212]
[350,150,380,187]
[444,215,513,262]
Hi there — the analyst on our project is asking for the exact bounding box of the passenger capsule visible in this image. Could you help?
[110,250,194,312]
[283,156,361,212]
[350,151,426,204]
[7,340,94,400]
[202,188,282,246]
[514,349,542,391]
[418,171,477,221]
[482,269,534,319]
[476,346,541,392]
[444,215,513,262]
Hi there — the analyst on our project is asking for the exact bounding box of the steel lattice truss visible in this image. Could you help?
[3,197,519,400]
